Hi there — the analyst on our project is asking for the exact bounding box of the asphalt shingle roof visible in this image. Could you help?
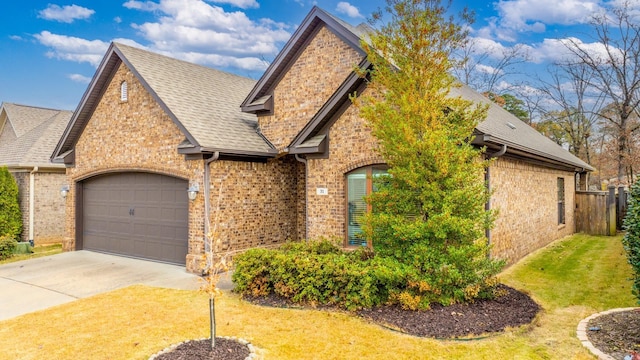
[451,83,593,170]
[114,43,272,154]
[0,103,71,168]
[53,43,274,161]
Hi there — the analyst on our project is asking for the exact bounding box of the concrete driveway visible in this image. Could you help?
[0,251,203,321]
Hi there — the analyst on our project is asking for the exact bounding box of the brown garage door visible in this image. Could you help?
[82,172,188,264]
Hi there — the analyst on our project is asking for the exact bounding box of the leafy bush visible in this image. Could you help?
[232,239,502,310]
[623,180,640,304]
[0,166,22,240]
[0,235,18,260]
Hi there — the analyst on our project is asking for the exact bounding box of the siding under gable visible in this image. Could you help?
[258,25,364,152]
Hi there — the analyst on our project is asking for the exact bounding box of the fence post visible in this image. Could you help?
[618,186,626,230]
[608,186,617,236]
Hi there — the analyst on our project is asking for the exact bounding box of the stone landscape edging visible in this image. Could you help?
[576,307,640,360]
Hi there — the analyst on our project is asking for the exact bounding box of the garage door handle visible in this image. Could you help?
[129,208,135,216]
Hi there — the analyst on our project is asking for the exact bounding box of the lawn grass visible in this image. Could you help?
[0,234,635,360]
[0,243,62,265]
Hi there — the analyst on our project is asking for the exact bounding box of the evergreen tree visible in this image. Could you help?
[623,180,640,304]
[355,0,504,306]
[0,166,22,240]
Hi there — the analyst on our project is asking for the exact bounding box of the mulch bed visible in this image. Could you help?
[587,308,640,360]
[246,284,541,339]
[152,338,250,360]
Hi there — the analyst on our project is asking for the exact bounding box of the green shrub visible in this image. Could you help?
[0,166,22,240]
[623,180,640,304]
[0,235,18,260]
[232,239,502,311]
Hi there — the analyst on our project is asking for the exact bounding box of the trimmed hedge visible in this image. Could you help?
[623,180,640,304]
[232,239,501,310]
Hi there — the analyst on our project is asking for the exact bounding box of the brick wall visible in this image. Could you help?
[33,171,67,244]
[258,25,364,151]
[207,157,300,251]
[489,156,575,265]
[305,87,384,241]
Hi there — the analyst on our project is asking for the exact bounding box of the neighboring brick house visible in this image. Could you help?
[0,103,72,244]
[52,7,592,272]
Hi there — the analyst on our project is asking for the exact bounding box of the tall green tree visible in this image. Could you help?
[623,180,640,304]
[485,92,529,123]
[0,166,22,240]
[355,0,504,307]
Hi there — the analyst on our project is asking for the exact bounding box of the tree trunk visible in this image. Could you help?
[210,297,216,349]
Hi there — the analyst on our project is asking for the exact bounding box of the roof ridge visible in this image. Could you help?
[1,102,72,112]
[112,42,257,83]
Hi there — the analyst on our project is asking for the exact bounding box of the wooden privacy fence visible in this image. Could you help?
[575,186,629,236]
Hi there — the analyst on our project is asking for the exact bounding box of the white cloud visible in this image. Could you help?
[336,2,363,18]
[9,35,23,41]
[34,31,109,66]
[38,4,95,23]
[126,0,290,60]
[114,16,122,24]
[122,1,160,11]
[36,0,290,74]
[476,64,503,75]
[496,0,603,30]
[208,0,259,9]
[68,73,92,83]
[528,37,615,64]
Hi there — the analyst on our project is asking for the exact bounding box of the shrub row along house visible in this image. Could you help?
[0,103,72,244]
[51,7,593,273]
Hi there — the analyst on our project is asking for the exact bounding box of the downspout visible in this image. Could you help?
[485,145,507,252]
[203,152,220,272]
[294,154,308,241]
[29,166,38,246]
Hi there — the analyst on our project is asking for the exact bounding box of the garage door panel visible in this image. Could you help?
[82,172,188,265]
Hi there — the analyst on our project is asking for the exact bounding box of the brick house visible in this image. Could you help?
[52,7,592,273]
[0,102,72,244]
[241,7,593,265]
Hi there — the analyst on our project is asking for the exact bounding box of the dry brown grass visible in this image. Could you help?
[0,234,635,359]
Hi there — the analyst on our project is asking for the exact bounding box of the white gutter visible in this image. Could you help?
[29,166,38,245]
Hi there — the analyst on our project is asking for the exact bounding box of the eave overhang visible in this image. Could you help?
[473,133,595,173]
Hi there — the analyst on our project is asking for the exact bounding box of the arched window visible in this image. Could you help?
[345,165,388,247]
[120,81,128,101]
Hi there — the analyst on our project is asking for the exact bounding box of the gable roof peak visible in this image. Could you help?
[53,42,275,163]
[241,6,368,112]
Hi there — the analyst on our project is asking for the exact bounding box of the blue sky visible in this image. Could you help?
[0,0,635,111]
